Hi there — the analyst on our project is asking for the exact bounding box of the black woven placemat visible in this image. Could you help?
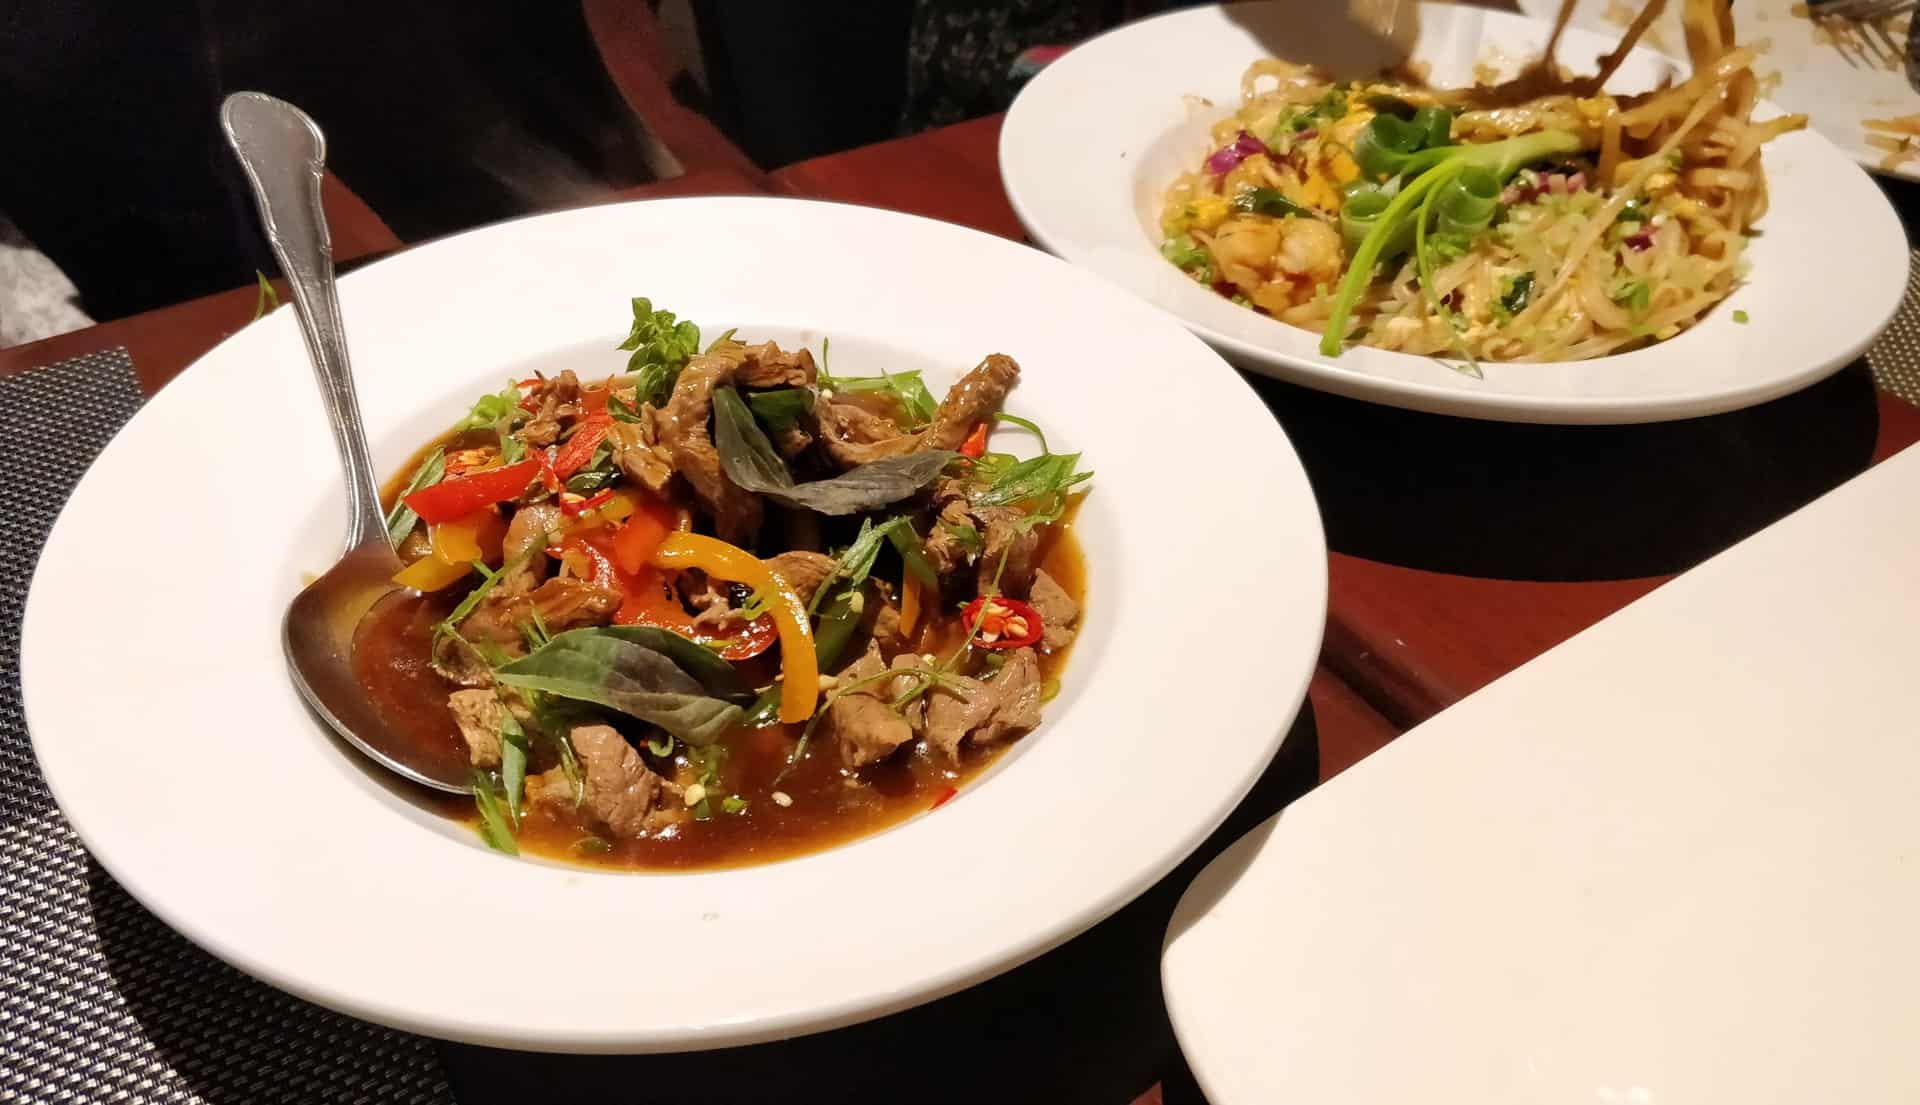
[0,350,453,1105]
[1868,250,1920,405]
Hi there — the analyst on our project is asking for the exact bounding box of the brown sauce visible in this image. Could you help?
[365,437,1087,871]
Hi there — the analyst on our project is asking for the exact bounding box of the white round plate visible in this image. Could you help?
[1520,0,1920,182]
[1001,1,1908,424]
[22,197,1326,1052]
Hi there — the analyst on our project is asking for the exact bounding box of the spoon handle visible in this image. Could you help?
[222,92,390,554]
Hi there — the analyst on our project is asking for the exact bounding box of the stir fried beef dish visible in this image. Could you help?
[358,299,1091,869]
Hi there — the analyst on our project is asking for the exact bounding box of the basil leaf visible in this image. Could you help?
[819,368,937,427]
[755,452,955,516]
[943,521,985,555]
[747,387,814,431]
[618,297,702,406]
[584,625,753,703]
[494,628,745,745]
[974,451,1092,508]
[471,771,519,854]
[499,711,528,825]
[456,380,523,432]
[385,448,445,549]
[886,521,939,589]
[714,387,954,515]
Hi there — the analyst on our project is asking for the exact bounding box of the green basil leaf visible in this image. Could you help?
[384,448,446,549]
[746,387,814,432]
[583,625,753,703]
[494,629,745,745]
[471,771,519,855]
[973,451,1092,508]
[885,521,939,589]
[714,387,954,515]
[456,380,523,432]
[499,712,528,826]
[618,297,702,406]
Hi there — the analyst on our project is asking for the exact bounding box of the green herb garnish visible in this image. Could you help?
[618,297,702,406]
[384,448,445,549]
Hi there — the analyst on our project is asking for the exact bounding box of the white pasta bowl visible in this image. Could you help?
[21,197,1326,1052]
[1001,1,1907,424]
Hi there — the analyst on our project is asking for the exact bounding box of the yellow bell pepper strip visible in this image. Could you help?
[393,551,472,592]
[899,572,923,637]
[650,532,817,723]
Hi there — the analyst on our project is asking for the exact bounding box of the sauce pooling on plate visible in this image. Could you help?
[359,301,1091,870]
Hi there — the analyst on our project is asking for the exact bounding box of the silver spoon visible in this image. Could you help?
[223,92,467,794]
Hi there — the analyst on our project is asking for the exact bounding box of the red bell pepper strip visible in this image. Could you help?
[960,596,1044,650]
[930,786,959,810]
[959,422,989,459]
[402,458,542,525]
[549,410,612,481]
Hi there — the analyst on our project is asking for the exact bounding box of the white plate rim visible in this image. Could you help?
[999,1,1909,425]
[22,195,1328,1052]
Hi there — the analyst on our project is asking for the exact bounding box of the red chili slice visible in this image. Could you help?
[959,422,989,459]
[960,596,1043,650]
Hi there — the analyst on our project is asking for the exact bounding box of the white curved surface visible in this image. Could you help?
[23,197,1327,1052]
[1002,2,1908,424]
[1164,443,1920,1103]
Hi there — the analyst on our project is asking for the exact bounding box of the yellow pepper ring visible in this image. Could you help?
[650,532,818,724]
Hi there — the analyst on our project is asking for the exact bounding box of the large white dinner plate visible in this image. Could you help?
[1521,0,1920,182]
[1161,442,1920,1103]
[1001,2,1908,424]
[21,197,1325,1052]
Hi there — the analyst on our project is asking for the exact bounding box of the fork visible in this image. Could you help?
[1808,0,1917,69]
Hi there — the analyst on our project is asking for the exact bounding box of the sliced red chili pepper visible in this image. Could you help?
[930,786,959,809]
[403,458,542,524]
[959,422,989,459]
[960,596,1044,650]
[550,410,612,481]
[559,488,615,517]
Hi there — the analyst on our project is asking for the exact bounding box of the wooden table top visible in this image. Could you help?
[9,111,1916,1104]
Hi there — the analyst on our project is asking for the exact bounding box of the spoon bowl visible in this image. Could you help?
[223,91,467,794]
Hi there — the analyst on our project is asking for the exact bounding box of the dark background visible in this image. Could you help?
[0,0,1180,325]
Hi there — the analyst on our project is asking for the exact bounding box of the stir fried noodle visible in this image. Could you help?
[1157,0,1805,363]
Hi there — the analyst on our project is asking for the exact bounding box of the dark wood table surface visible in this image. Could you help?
[6,112,1915,1103]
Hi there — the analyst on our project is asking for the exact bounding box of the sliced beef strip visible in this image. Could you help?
[678,572,746,632]
[814,401,918,468]
[518,369,583,449]
[772,424,814,461]
[448,689,507,768]
[657,346,763,543]
[458,577,621,651]
[922,496,977,579]
[447,689,535,769]
[921,477,1036,595]
[815,354,1022,471]
[498,503,563,597]
[925,353,1019,452]
[1029,569,1080,652]
[526,724,682,839]
[606,408,676,496]
[824,642,915,768]
[766,550,837,608]
[861,579,905,652]
[922,647,1044,757]
[734,341,818,389]
[887,654,929,732]
[977,506,1038,597]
